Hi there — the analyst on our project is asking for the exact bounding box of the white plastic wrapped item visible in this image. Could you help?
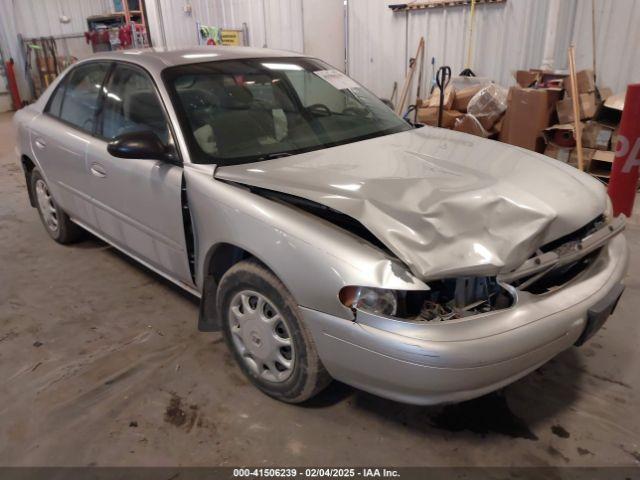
[467,84,508,130]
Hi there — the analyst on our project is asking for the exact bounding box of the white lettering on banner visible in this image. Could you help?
[616,135,640,173]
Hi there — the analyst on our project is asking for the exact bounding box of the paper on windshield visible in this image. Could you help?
[314,69,360,90]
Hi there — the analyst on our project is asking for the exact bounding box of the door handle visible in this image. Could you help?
[90,163,107,178]
[34,138,47,149]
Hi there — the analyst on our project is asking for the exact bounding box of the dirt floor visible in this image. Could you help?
[1,111,639,467]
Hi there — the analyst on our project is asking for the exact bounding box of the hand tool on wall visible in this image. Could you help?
[435,65,451,127]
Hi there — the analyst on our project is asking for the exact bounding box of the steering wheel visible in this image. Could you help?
[307,103,332,117]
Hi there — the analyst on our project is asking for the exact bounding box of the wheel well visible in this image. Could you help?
[206,243,254,284]
[198,243,255,332]
[21,155,37,207]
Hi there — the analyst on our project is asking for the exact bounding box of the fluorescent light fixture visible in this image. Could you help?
[182,53,219,59]
[262,63,303,71]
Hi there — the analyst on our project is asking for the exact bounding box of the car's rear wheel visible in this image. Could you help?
[31,168,82,244]
[218,259,331,403]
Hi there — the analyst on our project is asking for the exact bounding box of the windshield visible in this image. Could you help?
[163,58,410,165]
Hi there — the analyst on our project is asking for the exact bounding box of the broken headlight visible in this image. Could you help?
[339,286,398,316]
[340,277,513,321]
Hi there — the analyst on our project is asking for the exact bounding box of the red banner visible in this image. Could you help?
[608,83,640,217]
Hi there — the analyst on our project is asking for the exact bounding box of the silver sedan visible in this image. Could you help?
[14,47,628,405]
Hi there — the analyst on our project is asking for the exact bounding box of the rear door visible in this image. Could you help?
[29,62,111,226]
[86,62,192,284]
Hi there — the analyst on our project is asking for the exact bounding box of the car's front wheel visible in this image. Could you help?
[31,168,82,244]
[217,259,331,403]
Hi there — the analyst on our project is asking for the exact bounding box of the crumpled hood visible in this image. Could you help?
[215,127,607,280]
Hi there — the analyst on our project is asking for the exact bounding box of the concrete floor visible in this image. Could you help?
[0,110,639,467]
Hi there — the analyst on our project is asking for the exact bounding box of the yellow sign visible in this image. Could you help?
[220,30,242,46]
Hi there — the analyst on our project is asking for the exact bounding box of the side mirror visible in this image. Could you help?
[107,131,178,164]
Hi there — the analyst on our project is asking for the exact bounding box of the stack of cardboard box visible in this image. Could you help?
[498,70,564,152]
[416,82,506,138]
[540,69,622,180]
[412,67,624,181]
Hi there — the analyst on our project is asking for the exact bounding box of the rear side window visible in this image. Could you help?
[45,78,67,117]
[58,62,110,133]
[99,64,171,145]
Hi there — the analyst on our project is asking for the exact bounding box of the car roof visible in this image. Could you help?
[86,46,305,75]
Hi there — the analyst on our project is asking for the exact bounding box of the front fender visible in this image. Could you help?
[184,164,428,320]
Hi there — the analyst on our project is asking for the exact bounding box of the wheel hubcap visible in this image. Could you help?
[35,179,58,232]
[228,290,295,383]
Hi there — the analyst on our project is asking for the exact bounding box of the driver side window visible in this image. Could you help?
[99,64,171,146]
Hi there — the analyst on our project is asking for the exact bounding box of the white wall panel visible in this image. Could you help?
[347,0,640,104]
[14,0,112,37]
[0,0,111,101]
[154,0,303,52]
[568,0,640,93]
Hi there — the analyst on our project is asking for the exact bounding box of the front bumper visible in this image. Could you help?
[300,234,629,405]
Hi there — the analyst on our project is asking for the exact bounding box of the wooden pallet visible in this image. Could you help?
[389,0,506,12]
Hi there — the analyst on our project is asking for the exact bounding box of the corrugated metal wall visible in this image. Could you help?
[0,0,112,101]
[1,0,639,105]
[151,0,303,52]
[13,0,112,37]
[347,0,640,102]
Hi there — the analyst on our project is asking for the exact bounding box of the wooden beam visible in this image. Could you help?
[395,37,425,116]
[568,44,585,172]
[388,0,506,13]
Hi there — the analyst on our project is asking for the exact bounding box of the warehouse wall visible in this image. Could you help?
[0,0,112,101]
[347,0,640,103]
[149,0,303,52]
[302,0,346,71]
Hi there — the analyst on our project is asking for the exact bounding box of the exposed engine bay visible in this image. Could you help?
[399,277,513,322]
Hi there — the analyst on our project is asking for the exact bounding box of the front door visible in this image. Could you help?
[86,63,192,285]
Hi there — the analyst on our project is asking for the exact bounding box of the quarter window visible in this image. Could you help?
[99,64,171,145]
[45,77,67,117]
[58,62,110,132]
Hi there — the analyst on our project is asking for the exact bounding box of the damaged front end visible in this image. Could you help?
[340,214,625,325]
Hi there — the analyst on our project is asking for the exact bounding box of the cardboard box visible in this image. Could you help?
[544,145,596,169]
[477,112,502,131]
[428,86,455,110]
[612,125,621,150]
[417,106,463,128]
[568,148,596,170]
[515,70,540,88]
[543,123,583,148]
[453,114,488,138]
[452,85,482,112]
[582,121,613,150]
[556,93,598,123]
[544,144,572,163]
[500,87,562,152]
[589,150,615,179]
[564,69,596,95]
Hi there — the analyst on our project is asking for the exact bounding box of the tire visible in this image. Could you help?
[217,259,331,403]
[30,168,83,244]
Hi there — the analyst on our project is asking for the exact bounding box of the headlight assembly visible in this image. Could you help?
[339,286,398,316]
[339,277,514,321]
